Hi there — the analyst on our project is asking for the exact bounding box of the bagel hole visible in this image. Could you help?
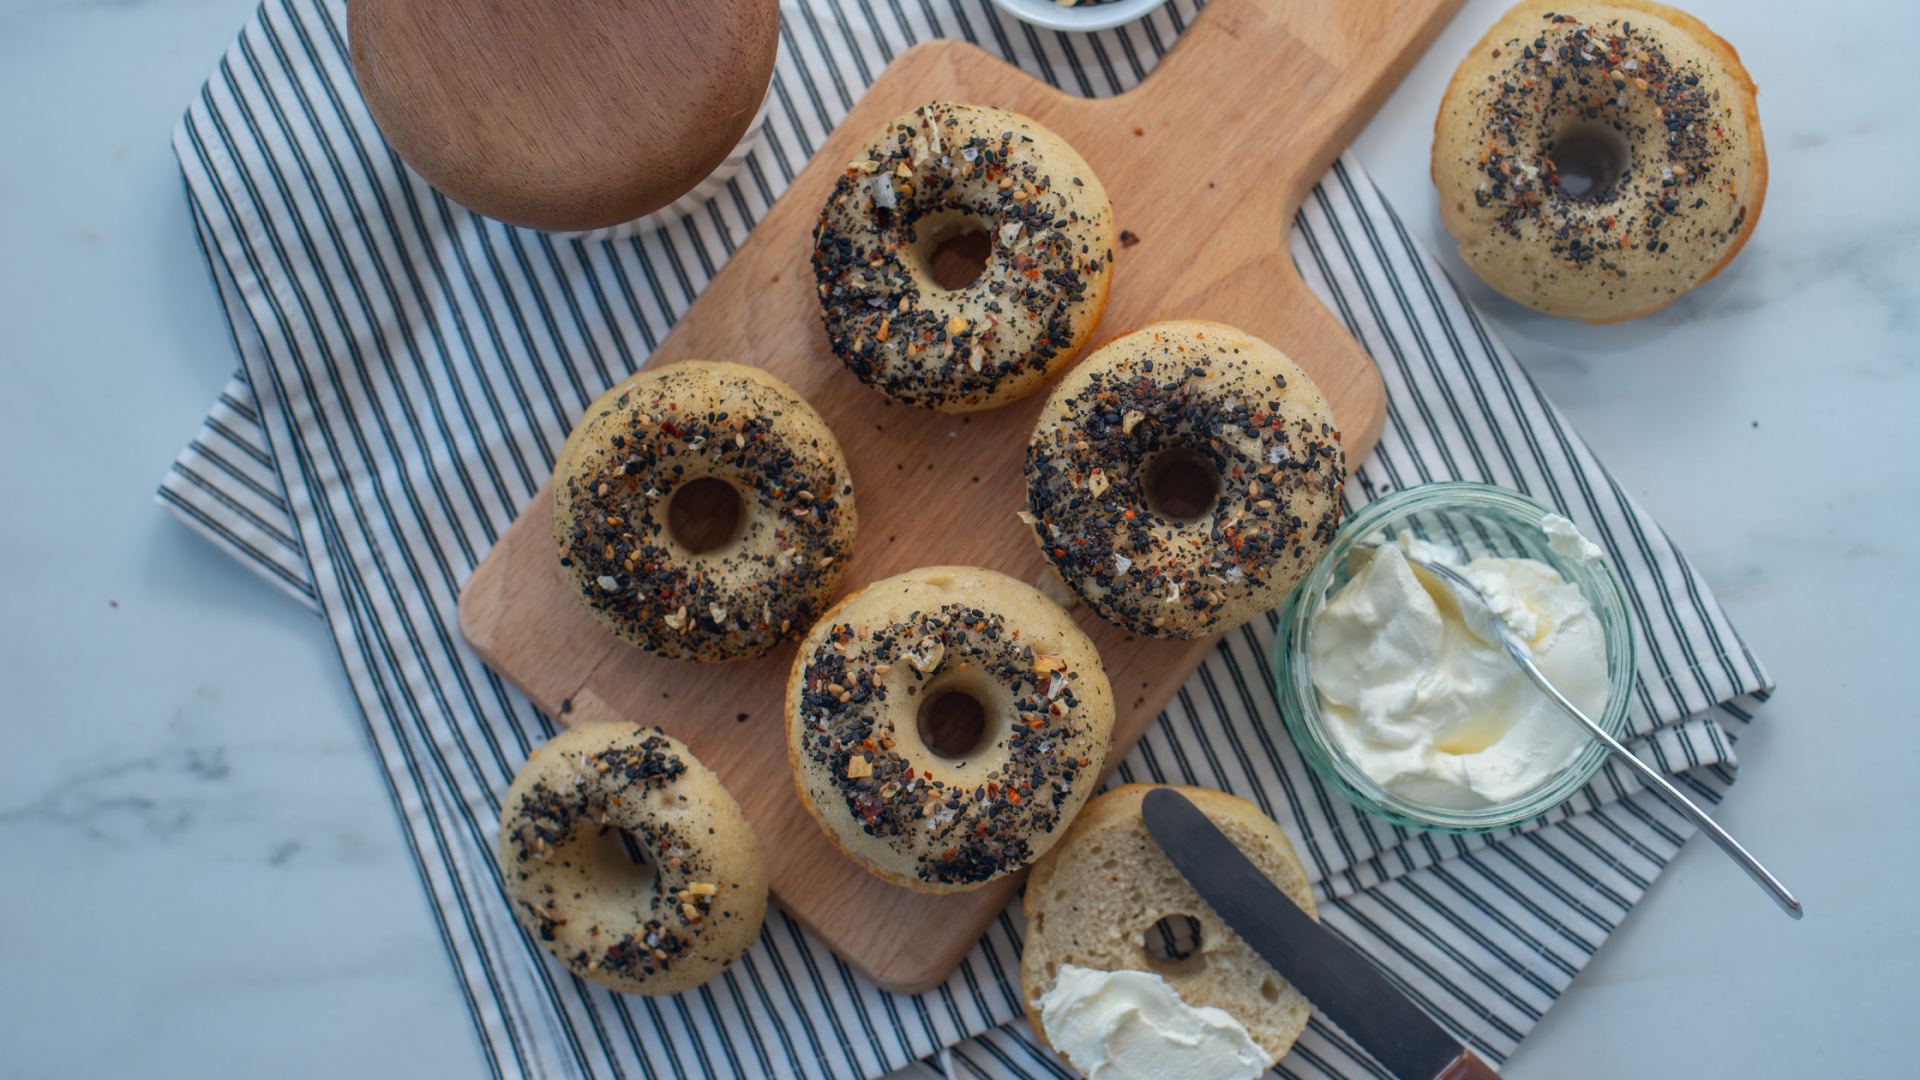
[1548,122,1631,201]
[1143,913,1207,978]
[930,230,993,290]
[667,477,744,555]
[616,828,651,868]
[916,689,990,760]
[915,209,993,291]
[577,826,657,892]
[1141,447,1221,522]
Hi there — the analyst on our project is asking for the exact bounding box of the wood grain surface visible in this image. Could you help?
[459,0,1464,993]
[349,0,780,231]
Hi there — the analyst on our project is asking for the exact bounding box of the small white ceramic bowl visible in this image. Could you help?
[987,0,1165,33]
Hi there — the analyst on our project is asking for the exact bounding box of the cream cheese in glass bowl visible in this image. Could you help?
[1273,483,1636,833]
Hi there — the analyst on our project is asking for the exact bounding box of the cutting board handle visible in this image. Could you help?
[1121,0,1462,220]
[1028,0,1464,451]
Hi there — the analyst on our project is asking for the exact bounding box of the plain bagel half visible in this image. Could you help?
[1020,784,1317,1069]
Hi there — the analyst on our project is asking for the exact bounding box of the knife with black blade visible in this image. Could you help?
[1140,787,1502,1080]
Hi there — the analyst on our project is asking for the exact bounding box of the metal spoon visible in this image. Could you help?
[1396,547,1804,919]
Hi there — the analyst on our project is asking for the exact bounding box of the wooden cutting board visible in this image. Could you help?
[459,0,1463,993]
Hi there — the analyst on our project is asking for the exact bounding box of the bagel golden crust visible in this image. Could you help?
[1433,0,1766,322]
[812,102,1116,413]
[1024,321,1345,639]
[553,360,857,662]
[497,723,768,995]
[785,566,1115,892]
[1019,784,1317,1068]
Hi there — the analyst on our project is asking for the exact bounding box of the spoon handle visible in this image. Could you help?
[1393,548,1802,919]
[1499,636,1804,920]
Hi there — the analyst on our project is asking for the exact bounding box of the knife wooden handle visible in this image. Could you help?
[1437,1048,1505,1080]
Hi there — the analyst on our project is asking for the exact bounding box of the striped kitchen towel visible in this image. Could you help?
[158,1,1771,1078]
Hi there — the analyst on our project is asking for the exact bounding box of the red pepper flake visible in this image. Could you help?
[1119,230,1140,247]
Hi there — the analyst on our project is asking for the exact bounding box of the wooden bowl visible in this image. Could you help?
[349,0,781,232]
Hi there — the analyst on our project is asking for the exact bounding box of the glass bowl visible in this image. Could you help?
[1273,482,1637,833]
[986,0,1165,33]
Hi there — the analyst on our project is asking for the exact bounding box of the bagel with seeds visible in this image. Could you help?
[1023,321,1345,639]
[785,565,1114,892]
[1434,0,1766,321]
[553,360,857,662]
[812,102,1116,412]
[497,723,768,994]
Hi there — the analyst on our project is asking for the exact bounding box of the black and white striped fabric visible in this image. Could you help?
[157,1,1771,1077]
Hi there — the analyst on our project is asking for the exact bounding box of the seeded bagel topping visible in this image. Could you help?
[499,727,762,986]
[794,603,1096,887]
[1025,325,1345,639]
[812,103,1114,412]
[509,732,691,854]
[554,363,856,662]
[1460,11,1751,274]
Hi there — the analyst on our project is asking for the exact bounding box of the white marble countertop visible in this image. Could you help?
[2,0,1912,1075]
